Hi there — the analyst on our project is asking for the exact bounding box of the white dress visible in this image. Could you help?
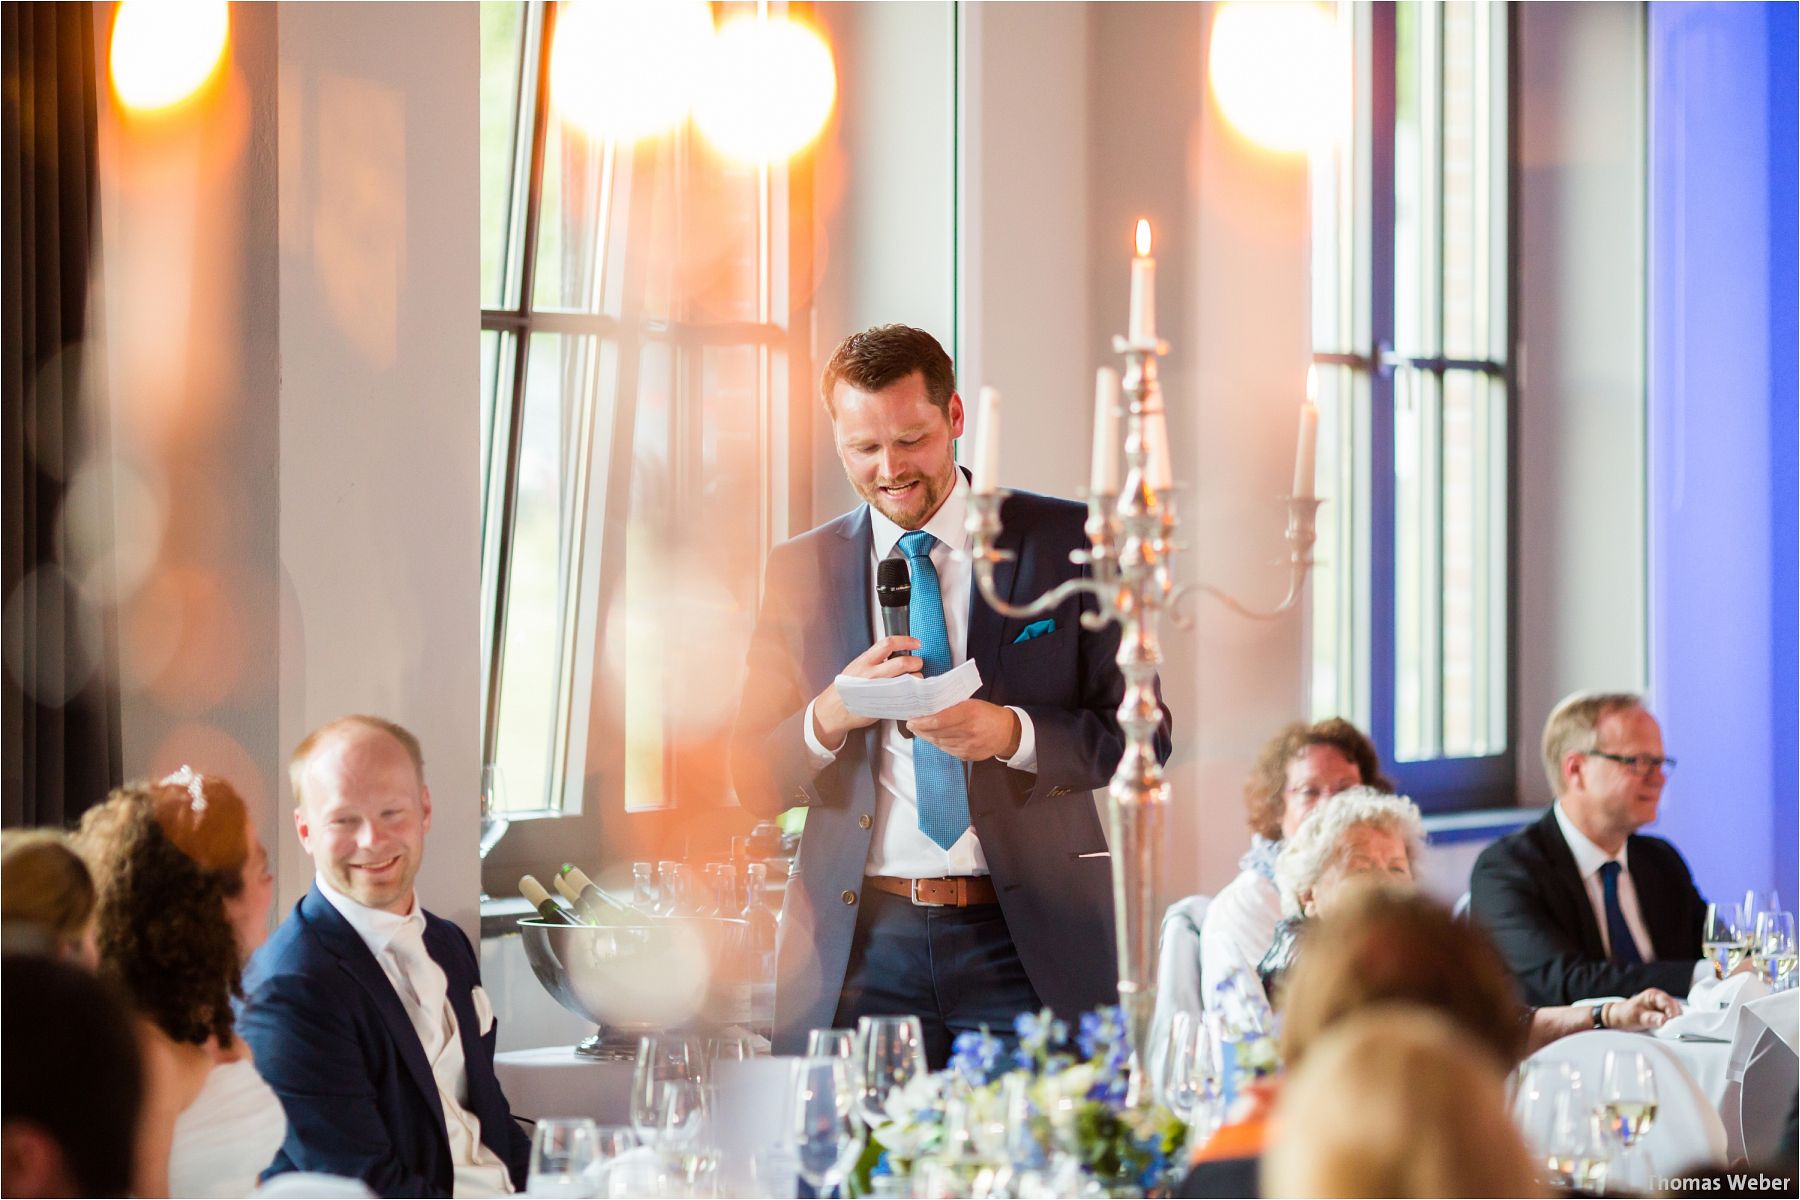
[168,1057,287,1199]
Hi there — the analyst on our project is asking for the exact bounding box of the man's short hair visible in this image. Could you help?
[2,954,144,1197]
[1540,690,1644,796]
[819,324,956,419]
[289,715,426,810]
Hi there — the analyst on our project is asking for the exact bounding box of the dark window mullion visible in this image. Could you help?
[483,0,558,770]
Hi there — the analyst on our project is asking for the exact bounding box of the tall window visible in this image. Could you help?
[1310,1,1512,809]
[479,1,813,822]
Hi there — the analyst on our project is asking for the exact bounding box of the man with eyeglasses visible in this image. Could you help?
[1471,691,1712,1006]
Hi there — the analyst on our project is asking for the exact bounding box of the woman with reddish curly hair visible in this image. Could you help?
[76,770,281,1198]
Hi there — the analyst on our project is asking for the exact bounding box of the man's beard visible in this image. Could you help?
[859,467,953,530]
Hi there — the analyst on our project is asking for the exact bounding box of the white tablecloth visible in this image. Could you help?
[495,1049,800,1154]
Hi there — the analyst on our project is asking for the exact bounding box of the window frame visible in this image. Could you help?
[1311,1,1519,812]
[477,1,816,891]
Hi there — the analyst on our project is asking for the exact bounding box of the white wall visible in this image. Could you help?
[810,1,958,526]
[1513,2,1649,805]
[275,2,482,936]
[94,2,285,884]
[97,3,483,939]
[953,2,1311,903]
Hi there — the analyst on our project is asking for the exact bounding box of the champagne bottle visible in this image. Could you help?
[555,862,635,923]
[518,875,578,925]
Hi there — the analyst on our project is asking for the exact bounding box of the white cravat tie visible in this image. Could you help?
[388,923,452,1062]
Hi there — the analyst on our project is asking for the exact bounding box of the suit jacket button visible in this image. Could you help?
[858,814,872,829]
[842,890,857,905]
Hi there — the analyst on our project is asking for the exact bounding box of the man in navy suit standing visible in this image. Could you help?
[242,716,529,1196]
[732,325,1171,1067]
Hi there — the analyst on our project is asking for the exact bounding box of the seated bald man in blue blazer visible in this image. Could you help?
[242,716,530,1197]
[731,325,1172,1068]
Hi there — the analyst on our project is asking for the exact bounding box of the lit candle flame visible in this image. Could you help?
[1135,218,1153,258]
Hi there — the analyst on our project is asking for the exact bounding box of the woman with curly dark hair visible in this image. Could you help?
[75,769,280,1198]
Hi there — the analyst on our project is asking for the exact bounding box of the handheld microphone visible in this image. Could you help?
[876,558,916,739]
[876,558,911,646]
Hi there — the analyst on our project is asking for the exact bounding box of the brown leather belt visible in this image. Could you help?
[865,875,998,907]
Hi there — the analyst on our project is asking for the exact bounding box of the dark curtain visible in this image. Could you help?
[2,2,120,828]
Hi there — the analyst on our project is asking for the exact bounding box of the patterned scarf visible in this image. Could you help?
[1237,833,1281,883]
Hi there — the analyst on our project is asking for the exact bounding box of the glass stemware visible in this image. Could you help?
[527,1117,597,1199]
[477,764,509,900]
[630,1034,707,1151]
[1596,1049,1658,1191]
[1160,1009,1219,1136]
[806,1027,859,1063]
[1703,902,1748,978]
[856,1015,926,1130]
[1754,911,1797,990]
[790,1055,862,1199]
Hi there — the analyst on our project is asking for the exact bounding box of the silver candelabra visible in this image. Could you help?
[964,330,1322,1082]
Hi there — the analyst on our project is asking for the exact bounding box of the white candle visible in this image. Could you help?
[1143,406,1173,491]
[1128,219,1156,343]
[1293,368,1319,499]
[972,386,1003,494]
[1090,367,1121,495]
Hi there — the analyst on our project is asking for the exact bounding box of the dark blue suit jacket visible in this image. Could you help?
[240,885,531,1197]
[731,487,1173,1051]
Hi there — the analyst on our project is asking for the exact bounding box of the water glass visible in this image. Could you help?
[708,1032,756,1063]
[855,1015,925,1130]
[790,1055,861,1198]
[528,1117,598,1198]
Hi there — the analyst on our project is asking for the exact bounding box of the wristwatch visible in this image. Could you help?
[1590,1003,1608,1029]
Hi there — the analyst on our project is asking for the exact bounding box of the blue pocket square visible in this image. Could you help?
[1012,619,1057,644]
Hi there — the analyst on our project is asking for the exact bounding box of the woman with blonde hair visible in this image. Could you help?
[75,770,281,1198]
[1,829,98,964]
[1265,1005,1545,1198]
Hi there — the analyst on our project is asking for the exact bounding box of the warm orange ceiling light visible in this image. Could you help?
[550,0,714,143]
[109,0,229,113]
[692,16,837,164]
[1208,2,1342,154]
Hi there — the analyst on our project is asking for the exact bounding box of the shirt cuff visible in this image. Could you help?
[998,706,1037,772]
[802,698,845,767]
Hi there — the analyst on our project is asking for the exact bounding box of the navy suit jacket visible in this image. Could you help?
[240,885,531,1197]
[730,487,1173,1052]
[1469,809,1707,1006]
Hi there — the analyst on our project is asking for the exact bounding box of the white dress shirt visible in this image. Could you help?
[1550,806,1714,995]
[315,876,513,1197]
[801,473,1038,878]
[1552,802,1656,963]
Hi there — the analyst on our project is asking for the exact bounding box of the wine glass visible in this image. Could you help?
[806,1027,859,1062]
[791,1055,862,1199]
[1703,902,1745,978]
[856,1015,926,1130]
[588,1127,638,1198]
[478,764,510,900]
[1161,1010,1220,1139]
[1597,1049,1658,1190]
[527,1117,598,1198]
[630,1035,706,1151]
[1755,911,1797,990]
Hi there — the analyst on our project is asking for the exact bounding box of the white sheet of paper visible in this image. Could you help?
[834,659,983,720]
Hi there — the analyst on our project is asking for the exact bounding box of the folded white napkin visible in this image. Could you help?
[1657,972,1772,1040]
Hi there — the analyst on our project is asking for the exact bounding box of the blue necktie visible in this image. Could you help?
[1598,861,1644,965]
[897,531,970,850]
